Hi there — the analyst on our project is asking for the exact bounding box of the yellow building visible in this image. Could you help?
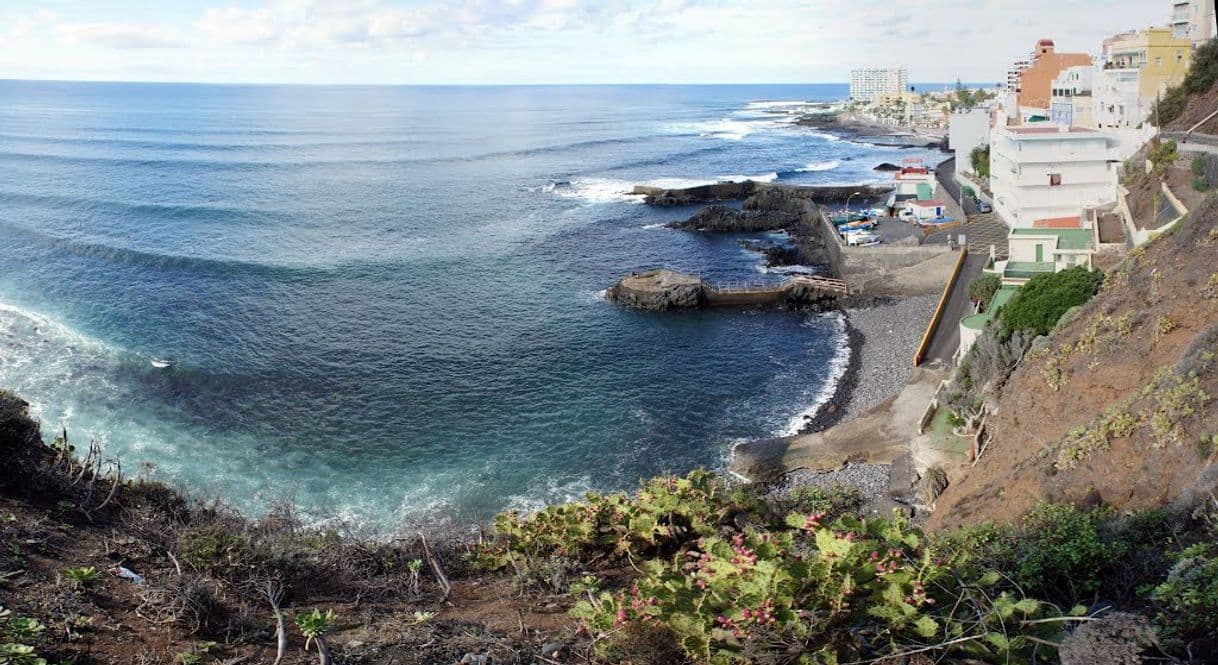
[1103,27,1193,98]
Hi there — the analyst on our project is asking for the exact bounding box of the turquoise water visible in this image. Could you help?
[0,82,939,532]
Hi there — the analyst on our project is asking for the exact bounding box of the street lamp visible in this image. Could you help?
[845,190,863,212]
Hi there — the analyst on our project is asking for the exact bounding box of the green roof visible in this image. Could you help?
[1004,261,1056,280]
[961,313,989,331]
[916,183,934,200]
[1009,228,1094,251]
[990,285,1018,311]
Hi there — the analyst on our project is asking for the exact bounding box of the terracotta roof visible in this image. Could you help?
[1033,216,1082,228]
[911,199,944,207]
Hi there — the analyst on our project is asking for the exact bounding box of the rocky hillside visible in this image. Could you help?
[1162,39,1218,134]
[931,196,1218,529]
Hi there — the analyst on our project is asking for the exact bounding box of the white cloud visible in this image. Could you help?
[54,22,188,49]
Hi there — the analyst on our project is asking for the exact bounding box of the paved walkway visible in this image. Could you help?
[730,367,948,480]
[924,253,987,366]
[936,157,982,216]
[925,213,1009,260]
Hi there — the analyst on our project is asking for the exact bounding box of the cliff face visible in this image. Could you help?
[930,197,1218,530]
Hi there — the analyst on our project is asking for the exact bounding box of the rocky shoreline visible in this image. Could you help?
[752,294,940,506]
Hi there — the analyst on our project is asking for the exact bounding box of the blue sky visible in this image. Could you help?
[0,1,1172,84]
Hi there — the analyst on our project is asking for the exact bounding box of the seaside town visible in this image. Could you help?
[3,2,1218,664]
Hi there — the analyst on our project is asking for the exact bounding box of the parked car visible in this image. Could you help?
[846,231,879,246]
[897,208,917,222]
[975,199,992,213]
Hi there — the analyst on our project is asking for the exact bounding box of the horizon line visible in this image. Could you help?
[0,77,1001,89]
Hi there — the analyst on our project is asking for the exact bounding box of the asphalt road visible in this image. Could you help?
[936,158,985,216]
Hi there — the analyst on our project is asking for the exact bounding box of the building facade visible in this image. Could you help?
[949,108,991,175]
[1016,40,1093,113]
[849,68,909,103]
[989,125,1119,228]
[1170,0,1216,47]
[1093,27,1192,130]
[1049,66,1095,127]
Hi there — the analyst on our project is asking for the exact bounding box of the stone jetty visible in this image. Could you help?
[605,269,850,312]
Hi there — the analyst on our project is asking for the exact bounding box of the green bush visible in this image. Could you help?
[1013,504,1122,600]
[1151,544,1218,647]
[1149,140,1178,177]
[1194,156,1208,177]
[968,273,1002,310]
[1196,176,1210,192]
[1000,267,1103,336]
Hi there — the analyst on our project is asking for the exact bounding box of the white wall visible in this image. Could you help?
[950,109,991,174]
[990,128,1118,228]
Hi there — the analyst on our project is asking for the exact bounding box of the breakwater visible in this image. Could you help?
[605,269,850,311]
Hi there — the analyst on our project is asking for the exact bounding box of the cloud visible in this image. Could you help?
[54,22,188,49]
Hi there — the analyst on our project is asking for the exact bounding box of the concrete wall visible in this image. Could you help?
[949,109,990,174]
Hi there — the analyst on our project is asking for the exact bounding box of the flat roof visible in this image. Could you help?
[912,199,945,206]
[1008,126,1098,135]
[1033,216,1083,228]
[1011,227,1093,250]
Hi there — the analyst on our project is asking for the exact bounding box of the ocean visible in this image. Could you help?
[0,81,941,533]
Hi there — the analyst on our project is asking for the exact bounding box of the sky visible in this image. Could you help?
[0,1,1174,85]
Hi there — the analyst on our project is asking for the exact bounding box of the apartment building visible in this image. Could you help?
[989,125,1119,228]
[1170,0,1216,47]
[849,68,909,103]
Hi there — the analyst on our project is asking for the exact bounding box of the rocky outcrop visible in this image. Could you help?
[737,240,803,267]
[633,181,759,206]
[635,183,890,208]
[605,270,706,311]
[742,188,810,216]
[668,205,798,232]
[873,162,901,172]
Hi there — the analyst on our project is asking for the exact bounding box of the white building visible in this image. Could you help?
[1049,66,1094,127]
[1093,68,1154,131]
[849,68,909,103]
[1171,0,1216,47]
[950,109,991,175]
[989,125,1119,228]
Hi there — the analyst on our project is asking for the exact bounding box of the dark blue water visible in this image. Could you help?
[0,81,938,531]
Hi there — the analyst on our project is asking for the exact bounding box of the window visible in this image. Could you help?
[1049,173,1062,186]
[1155,57,1162,66]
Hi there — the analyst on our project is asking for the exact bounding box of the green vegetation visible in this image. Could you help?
[1153,38,1218,127]
[967,273,1001,310]
[1000,267,1103,336]
[969,145,991,179]
[295,609,337,665]
[0,607,48,665]
[1148,140,1178,178]
[475,470,1218,663]
[60,566,100,590]
[1151,544,1218,650]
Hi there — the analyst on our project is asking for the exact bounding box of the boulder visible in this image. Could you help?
[605,270,706,311]
[873,162,902,172]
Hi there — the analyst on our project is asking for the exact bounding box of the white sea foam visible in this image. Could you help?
[504,474,596,516]
[809,132,842,143]
[797,160,841,172]
[668,118,756,141]
[745,100,808,110]
[641,223,667,230]
[551,177,644,204]
[716,172,780,183]
[755,264,823,276]
[775,312,852,437]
